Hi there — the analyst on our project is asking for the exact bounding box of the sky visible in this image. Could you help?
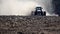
[0,0,58,16]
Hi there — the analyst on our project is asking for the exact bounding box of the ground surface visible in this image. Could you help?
[0,16,60,34]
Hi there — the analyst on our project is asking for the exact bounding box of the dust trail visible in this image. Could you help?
[0,0,37,16]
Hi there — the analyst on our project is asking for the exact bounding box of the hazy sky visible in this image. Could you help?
[0,0,57,16]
